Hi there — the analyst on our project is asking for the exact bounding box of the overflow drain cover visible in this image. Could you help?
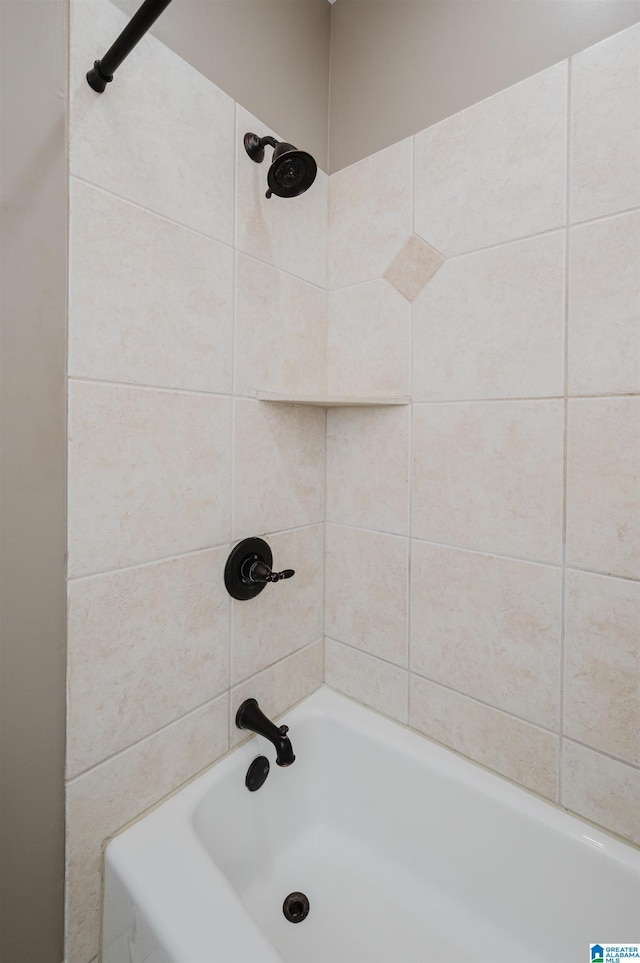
[283,892,309,923]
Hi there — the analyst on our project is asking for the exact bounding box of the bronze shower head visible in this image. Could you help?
[244,132,317,199]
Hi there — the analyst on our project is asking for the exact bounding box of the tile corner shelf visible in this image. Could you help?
[256,391,410,408]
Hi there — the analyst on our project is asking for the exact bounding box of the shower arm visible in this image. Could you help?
[86,0,173,93]
[244,134,279,163]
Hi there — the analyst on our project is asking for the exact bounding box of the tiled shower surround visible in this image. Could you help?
[65,3,639,960]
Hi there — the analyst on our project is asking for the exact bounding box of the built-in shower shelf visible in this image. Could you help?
[256,391,410,408]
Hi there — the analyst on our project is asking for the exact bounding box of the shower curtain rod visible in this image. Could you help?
[86,0,173,93]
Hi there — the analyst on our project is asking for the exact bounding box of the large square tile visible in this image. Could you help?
[67,548,230,776]
[410,542,561,729]
[327,279,411,396]
[412,401,564,563]
[233,399,325,536]
[68,382,232,575]
[413,232,565,400]
[69,180,234,392]
[414,63,567,256]
[326,406,410,534]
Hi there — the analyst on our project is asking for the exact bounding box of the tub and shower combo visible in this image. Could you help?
[92,11,638,960]
[103,687,639,963]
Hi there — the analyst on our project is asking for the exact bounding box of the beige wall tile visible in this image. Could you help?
[67,549,230,776]
[414,63,567,256]
[65,695,229,963]
[412,401,564,563]
[231,526,324,683]
[383,234,444,303]
[570,23,640,223]
[235,106,328,288]
[68,382,232,575]
[566,397,640,579]
[410,542,562,729]
[325,525,408,666]
[328,138,413,289]
[326,406,410,534]
[568,211,640,395]
[327,279,411,396]
[70,0,235,243]
[234,253,326,398]
[413,232,565,401]
[233,399,325,536]
[69,180,234,393]
[230,640,323,749]
[564,570,640,766]
[410,675,559,800]
[325,638,408,724]
[562,740,640,845]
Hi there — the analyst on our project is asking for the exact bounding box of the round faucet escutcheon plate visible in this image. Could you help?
[224,537,273,600]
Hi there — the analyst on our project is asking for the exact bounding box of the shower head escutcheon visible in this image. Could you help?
[244,132,317,199]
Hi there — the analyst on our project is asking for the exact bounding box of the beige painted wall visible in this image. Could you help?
[111,0,332,170]
[329,0,640,171]
[0,1,68,961]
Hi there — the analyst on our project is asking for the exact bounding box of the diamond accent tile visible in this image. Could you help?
[384,234,445,302]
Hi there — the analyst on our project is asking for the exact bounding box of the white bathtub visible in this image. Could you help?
[103,687,639,963]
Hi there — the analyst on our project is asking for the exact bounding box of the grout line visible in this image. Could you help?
[558,53,573,805]
[560,735,640,773]
[569,202,640,229]
[67,543,229,583]
[66,688,230,785]
[406,269,415,723]
[326,0,334,177]
[411,393,639,405]
[410,133,415,236]
[333,523,556,567]
[409,668,562,740]
[326,197,640,291]
[70,638,326,786]
[229,105,238,735]
[328,196,640,291]
[229,638,325,695]
[325,636,407,674]
[564,565,639,584]
[67,522,324,583]
[68,375,234,399]
[234,247,328,294]
[68,376,640,405]
[322,407,329,684]
[325,525,639,583]
[70,174,234,249]
[69,174,327,293]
